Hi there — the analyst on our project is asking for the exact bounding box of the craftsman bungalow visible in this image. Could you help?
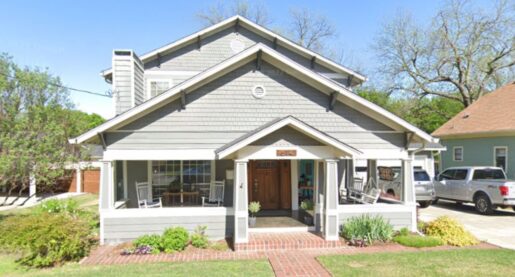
[70,16,439,245]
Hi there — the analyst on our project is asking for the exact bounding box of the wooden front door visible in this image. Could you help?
[249,160,291,210]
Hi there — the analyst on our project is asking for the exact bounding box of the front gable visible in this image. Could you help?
[105,61,404,155]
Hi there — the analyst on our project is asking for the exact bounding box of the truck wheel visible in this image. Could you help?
[418,201,431,208]
[474,193,494,215]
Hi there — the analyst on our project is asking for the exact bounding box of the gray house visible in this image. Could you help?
[70,16,439,245]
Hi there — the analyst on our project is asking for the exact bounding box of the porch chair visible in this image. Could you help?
[348,178,381,205]
[202,180,225,207]
[136,181,162,208]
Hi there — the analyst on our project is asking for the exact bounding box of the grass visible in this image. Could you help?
[393,235,443,248]
[0,255,274,277]
[318,249,515,277]
[0,193,99,217]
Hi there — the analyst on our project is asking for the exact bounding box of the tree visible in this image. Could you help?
[288,8,336,53]
[374,0,515,107]
[197,0,271,27]
[66,110,105,138]
[196,1,337,54]
[0,54,93,204]
[357,87,463,133]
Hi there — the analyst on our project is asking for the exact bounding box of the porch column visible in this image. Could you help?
[99,160,114,210]
[323,159,339,241]
[233,159,249,243]
[401,158,415,203]
[367,159,378,187]
[76,164,82,193]
[314,161,324,233]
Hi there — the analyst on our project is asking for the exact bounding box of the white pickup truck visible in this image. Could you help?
[434,166,515,215]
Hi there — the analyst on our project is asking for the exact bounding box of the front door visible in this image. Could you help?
[249,160,291,210]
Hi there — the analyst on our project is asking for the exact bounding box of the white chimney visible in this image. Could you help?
[112,50,145,115]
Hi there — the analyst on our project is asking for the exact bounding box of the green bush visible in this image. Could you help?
[161,227,189,253]
[341,215,394,245]
[133,234,163,253]
[397,227,410,237]
[300,200,314,210]
[424,216,478,247]
[36,199,80,215]
[393,235,443,248]
[0,213,95,267]
[191,226,209,249]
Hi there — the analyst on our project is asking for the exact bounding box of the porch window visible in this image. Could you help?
[182,160,211,184]
[494,147,508,171]
[115,161,125,201]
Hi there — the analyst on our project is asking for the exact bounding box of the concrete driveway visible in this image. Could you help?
[419,200,515,250]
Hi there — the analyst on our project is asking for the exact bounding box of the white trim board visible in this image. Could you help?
[71,43,436,145]
[101,16,365,83]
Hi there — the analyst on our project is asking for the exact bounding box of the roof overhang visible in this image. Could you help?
[100,15,366,85]
[72,43,436,145]
[215,116,362,159]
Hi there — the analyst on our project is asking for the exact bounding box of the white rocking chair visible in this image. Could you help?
[202,180,225,207]
[348,178,381,205]
[136,181,162,208]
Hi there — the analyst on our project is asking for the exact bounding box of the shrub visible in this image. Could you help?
[191,226,209,249]
[0,213,95,267]
[133,234,163,253]
[248,201,261,217]
[397,227,410,237]
[161,227,189,253]
[425,216,478,247]
[417,220,428,233]
[393,235,443,248]
[300,200,314,210]
[341,215,394,246]
[36,199,80,215]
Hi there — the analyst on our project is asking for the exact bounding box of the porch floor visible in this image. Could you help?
[253,210,311,228]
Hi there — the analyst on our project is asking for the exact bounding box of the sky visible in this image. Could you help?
[0,0,492,119]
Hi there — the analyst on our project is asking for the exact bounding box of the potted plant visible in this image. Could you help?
[300,199,314,225]
[248,201,261,227]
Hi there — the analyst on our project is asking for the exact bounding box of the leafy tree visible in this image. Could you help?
[66,110,105,138]
[358,88,463,134]
[374,0,515,107]
[0,54,95,204]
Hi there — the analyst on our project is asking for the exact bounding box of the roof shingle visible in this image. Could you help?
[432,82,515,138]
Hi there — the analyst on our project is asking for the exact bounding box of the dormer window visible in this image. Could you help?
[148,79,172,99]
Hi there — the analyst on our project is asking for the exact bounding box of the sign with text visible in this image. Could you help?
[276,149,297,157]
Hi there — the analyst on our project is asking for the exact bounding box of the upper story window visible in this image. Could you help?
[453,147,463,162]
[494,147,508,171]
[148,80,172,99]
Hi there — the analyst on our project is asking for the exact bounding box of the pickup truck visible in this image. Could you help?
[434,166,515,215]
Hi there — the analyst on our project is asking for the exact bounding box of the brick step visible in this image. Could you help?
[234,232,345,251]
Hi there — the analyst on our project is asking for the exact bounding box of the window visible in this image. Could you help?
[439,169,456,181]
[152,160,181,188]
[414,171,430,181]
[115,161,125,201]
[494,147,508,171]
[453,147,463,161]
[454,169,468,180]
[473,169,506,180]
[182,161,211,184]
[148,80,171,98]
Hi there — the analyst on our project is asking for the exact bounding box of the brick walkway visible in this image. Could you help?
[81,232,497,277]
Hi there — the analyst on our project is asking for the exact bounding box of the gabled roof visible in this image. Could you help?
[215,116,362,158]
[100,15,366,85]
[433,82,515,138]
[70,43,435,145]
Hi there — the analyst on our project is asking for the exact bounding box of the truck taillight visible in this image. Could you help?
[499,186,509,196]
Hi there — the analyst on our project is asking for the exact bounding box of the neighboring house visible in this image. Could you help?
[433,82,515,179]
[62,144,103,194]
[69,16,440,245]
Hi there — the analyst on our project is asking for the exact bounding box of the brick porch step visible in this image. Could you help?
[234,232,345,251]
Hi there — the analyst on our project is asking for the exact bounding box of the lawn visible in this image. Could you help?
[318,249,515,277]
[0,255,274,277]
[0,193,99,216]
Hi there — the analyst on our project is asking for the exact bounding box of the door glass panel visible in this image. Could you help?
[453,169,468,180]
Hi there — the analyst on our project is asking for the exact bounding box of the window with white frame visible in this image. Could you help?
[494,147,508,171]
[151,160,211,186]
[148,80,171,98]
[453,147,463,161]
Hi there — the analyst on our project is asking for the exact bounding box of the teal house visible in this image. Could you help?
[433,82,515,179]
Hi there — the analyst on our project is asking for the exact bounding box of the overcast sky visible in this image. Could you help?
[0,0,493,119]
